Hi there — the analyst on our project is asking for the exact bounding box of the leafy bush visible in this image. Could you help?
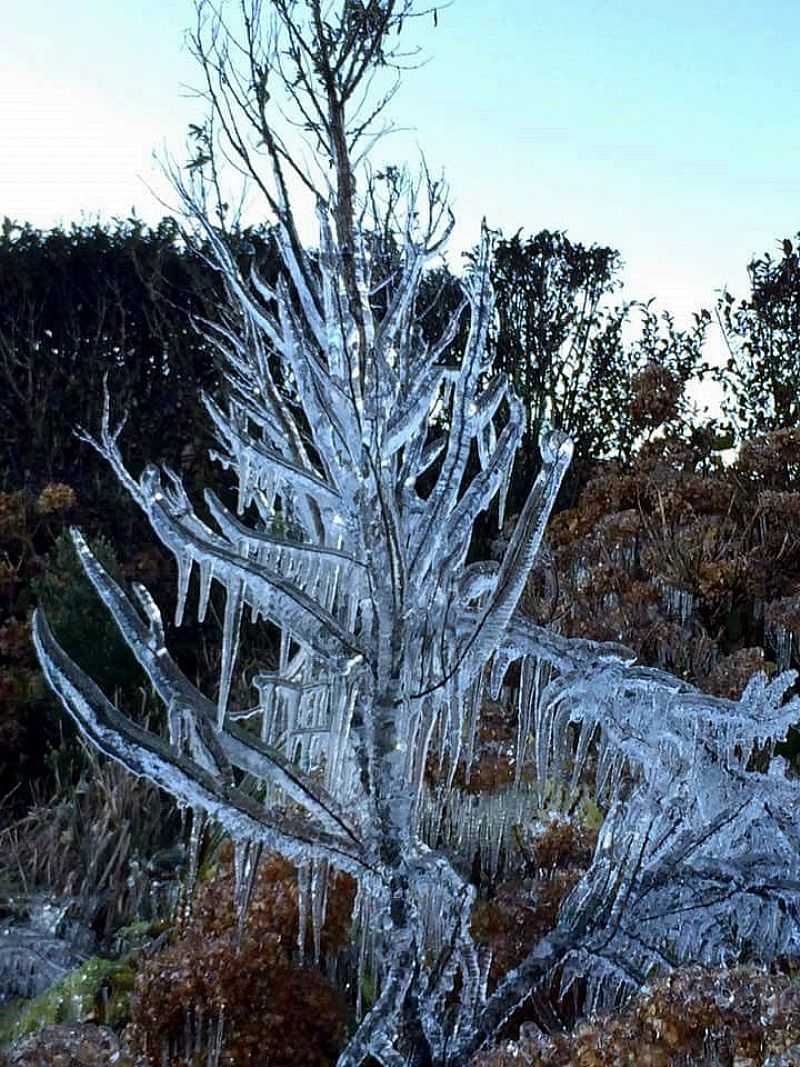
[32,531,143,700]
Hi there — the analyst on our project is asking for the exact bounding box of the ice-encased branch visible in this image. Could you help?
[202,393,345,512]
[32,609,373,877]
[61,527,364,848]
[81,412,368,672]
[448,429,574,691]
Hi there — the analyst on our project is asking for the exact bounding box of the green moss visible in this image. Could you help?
[111,918,169,956]
[535,777,605,830]
[0,955,136,1047]
[576,793,605,831]
[0,1000,27,1047]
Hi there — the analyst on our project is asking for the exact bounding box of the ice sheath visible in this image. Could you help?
[33,205,800,1065]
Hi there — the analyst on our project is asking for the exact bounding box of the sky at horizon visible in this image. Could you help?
[2,0,800,394]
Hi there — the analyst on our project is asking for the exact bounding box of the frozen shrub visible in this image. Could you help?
[31,3,800,1064]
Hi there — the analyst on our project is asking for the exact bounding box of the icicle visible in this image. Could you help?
[413,702,439,811]
[569,718,597,798]
[462,675,484,787]
[550,699,575,791]
[285,686,301,758]
[497,454,512,532]
[194,1005,205,1058]
[477,944,492,1006]
[489,808,506,880]
[182,1009,194,1060]
[327,562,341,612]
[175,549,193,627]
[197,558,212,623]
[233,839,263,934]
[296,860,311,962]
[183,808,207,920]
[445,671,465,793]
[661,582,694,626]
[307,556,323,601]
[534,682,555,810]
[486,416,497,461]
[489,647,517,700]
[310,856,328,965]
[326,685,354,791]
[236,444,252,515]
[515,656,535,786]
[168,698,185,752]
[217,577,244,728]
[606,751,626,804]
[766,620,793,672]
[254,673,274,743]
[279,629,290,671]
[476,423,489,471]
[354,885,373,1022]
[207,1008,224,1067]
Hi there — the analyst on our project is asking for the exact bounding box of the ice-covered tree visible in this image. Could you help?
[33,2,800,1064]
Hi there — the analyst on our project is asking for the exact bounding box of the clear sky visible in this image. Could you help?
[2,0,799,338]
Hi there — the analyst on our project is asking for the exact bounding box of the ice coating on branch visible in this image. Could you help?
[36,200,800,1066]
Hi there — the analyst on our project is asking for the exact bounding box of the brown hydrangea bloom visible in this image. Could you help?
[470,875,580,985]
[635,434,705,479]
[758,490,800,523]
[129,931,346,1067]
[472,965,800,1067]
[0,1023,147,1067]
[738,428,800,481]
[594,508,642,542]
[702,647,770,700]
[461,751,517,795]
[643,476,732,521]
[471,818,597,983]
[629,364,683,429]
[35,482,77,515]
[576,471,644,523]
[696,558,740,601]
[521,817,596,874]
[188,845,353,954]
[128,848,354,1066]
[0,491,27,534]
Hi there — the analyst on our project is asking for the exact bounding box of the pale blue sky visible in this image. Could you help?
[2,0,799,337]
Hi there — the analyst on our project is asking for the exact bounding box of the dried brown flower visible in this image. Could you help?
[128,847,354,1066]
[473,965,800,1067]
[0,491,27,535]
[629,364,683,429]
[35,482,77,515]
[471,818,597,983]
[738,429,800,480]
[703,647,770,700]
